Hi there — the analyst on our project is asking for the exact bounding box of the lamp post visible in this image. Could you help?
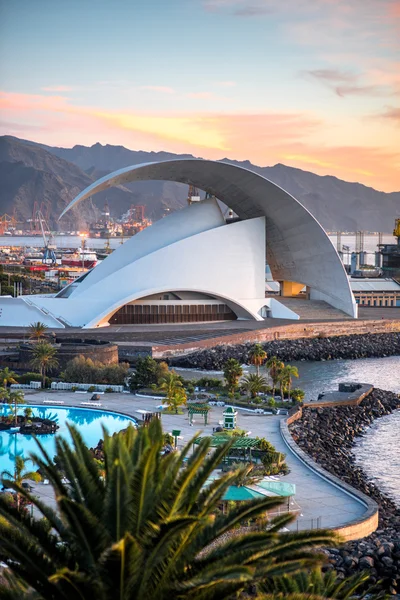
[79,233,87,270]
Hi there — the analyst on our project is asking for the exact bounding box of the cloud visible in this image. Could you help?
[374,106,400,124]
[233,5,272,17]
[306,69,395,98]
[139,86,175,94]
[186,92,215,99]
[0,89,399,192]
[219,81,236,87]
[41,85,73,92]
[306,69,356,84]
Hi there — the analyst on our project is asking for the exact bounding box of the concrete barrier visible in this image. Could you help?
[280,413,379,541]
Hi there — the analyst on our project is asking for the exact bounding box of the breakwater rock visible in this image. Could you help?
[290,388,400,594]
[170,332,400,370]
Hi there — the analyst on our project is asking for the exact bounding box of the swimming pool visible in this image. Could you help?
[0,405,136,475]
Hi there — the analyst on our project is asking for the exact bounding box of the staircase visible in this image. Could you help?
[275,297,353,320]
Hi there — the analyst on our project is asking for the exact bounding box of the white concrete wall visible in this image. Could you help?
[59,159,356,318]
[21,215,267,327]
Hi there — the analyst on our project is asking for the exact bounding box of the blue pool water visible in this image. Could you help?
[0,405,136,475]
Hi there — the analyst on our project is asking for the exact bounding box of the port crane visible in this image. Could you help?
[37,211,57,265]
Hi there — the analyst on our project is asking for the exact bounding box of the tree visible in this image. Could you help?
[0,420,337,599]
[29,342,59,389]
[278,365,299,400]
[1,455,41,511]
[266,356,284,397]
[28,321,48,342]
[7,390,25,427]
[164,386,187,414]
[23,407,33,423]
[223,358,243,394]
[248,343,267,375]
[0,367,17,389]
[241,373,269,399]
[130,356,169,390]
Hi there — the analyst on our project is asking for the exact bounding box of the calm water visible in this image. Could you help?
[0,233,396,261]
[177,356,400,505]
[0,405,136,475]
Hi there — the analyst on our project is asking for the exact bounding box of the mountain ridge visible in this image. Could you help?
[1,135,399,232]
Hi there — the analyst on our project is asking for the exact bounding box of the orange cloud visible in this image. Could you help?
[0,90,398,192]
[139,86,175,94]
[41,85,73,92]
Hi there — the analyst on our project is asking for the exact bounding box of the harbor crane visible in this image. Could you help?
[37,211,57,265]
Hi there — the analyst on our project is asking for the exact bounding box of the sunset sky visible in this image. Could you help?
[0,0,399,192]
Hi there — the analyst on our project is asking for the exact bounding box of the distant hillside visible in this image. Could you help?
[2,136,399,231]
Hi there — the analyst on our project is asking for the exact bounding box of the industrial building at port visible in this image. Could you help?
[0,159,361,329]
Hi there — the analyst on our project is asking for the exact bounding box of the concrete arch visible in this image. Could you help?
[60,159,356,318]
[85,286,262,329]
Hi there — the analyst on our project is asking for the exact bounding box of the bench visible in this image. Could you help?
[80,402,102,407]
[43,400,64,405]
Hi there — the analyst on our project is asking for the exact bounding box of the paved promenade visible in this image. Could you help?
[20,389,368,532]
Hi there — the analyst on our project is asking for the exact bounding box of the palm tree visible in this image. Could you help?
[1,455,41,511]
[23,406,33,423]
[29,341,59,388]
[164,386,187,414]
[7,390,25,427]
[266,356,284,398]
[0,367,18,388]
[281,365,299,400]
[0,420,337,599]
[223,358,243,394]
[248,343,267,375]
[260,566,377,599]
[159,371,182,397]
[28,321,48,342]
[241,373,269,399]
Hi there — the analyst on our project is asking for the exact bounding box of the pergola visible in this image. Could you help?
[188,404,210,425]
[193,436,261,462]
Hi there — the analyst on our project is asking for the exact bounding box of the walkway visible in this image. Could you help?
[21,390,367,532]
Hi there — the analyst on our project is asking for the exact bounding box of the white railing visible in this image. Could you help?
[11,381,41,390]
[51,382,124,392]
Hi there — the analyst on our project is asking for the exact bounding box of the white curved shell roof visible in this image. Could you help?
[60,159,356,317]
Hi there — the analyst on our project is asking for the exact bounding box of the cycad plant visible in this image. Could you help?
[241,373,269,399]
[0,419,337,600]
[260,566,383,599]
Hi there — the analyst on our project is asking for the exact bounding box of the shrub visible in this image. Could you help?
[194,377,223,389]
[291,388,305,402]
[71,386,78,392]
[18,372,51,387]
[130,357,168,391]
[267,397,276,407]
[88,386,96,392]
[105,387,113,393]
[63,356,129,385]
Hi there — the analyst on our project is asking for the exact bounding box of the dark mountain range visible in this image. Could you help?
[1,135,399,232]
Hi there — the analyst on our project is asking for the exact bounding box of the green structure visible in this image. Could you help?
[188,403,210,425]
[223,406,237,429]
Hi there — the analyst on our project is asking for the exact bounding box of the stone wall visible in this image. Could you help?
[288,389,400,594]
[170,331,400,369]
[156,318,400,359]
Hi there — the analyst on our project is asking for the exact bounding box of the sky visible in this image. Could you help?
[0,0,399,192]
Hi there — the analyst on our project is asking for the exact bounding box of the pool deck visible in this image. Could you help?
[18,389,369,533]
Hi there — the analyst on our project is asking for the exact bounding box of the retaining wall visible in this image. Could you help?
[152,319,400,358]
[281,391,379,541]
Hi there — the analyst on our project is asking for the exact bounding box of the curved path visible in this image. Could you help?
[22,390,367,533]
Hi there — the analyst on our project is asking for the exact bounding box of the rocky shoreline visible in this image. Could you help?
[290,388,400,595]
[170,332,400,370]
